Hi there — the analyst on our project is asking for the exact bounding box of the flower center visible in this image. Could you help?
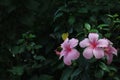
[66,44,71,52]
[104,47,110,54]
[90,41,97,48]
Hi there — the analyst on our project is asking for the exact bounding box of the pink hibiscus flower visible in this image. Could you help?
[59,38,80,65]
[104,40,117,64]
[79,33,109,59]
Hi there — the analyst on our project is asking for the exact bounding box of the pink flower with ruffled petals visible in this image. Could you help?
[104,40,117,64]
[79,33,109,59]
[59,38,80,65]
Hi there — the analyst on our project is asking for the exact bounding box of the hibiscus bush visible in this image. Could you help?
[0,0,120,80]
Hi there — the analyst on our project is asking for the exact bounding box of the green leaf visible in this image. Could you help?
[30,75,53,80]
[56,63,64,69]
[89,29,98,33]
[60,68,74,80]
[108,66,117,72]
[107,14,114,18]
[99,62,110,72]
[26,42,36,51]
[95,70,104,78]
[31,63,42,69]
[105,33,111,38]
[107,14,119,18]
[97,24,109,29]
[113,14,119,18]
[17,39,25,44]
[54,12,63,21]
[8,66,24,76]
[102,28,110,31]
[70,69,81,80]
[81,72,90,80]
[84,23,91,31]
[34,45,42,49]
[33,55,46,61]
[78,8,88,13]
[29,34,36,38]
[113,77,120,80]
[39,75,53,80]
[54,26,60,32]
[68,16,75,25]
[10,46,25,55]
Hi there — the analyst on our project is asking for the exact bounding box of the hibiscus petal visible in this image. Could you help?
[110,46,117,56]
[79,38,90,48]
[59,50,67,59]
[63,49,80,65]
[54,50,60,55]
[93,48,104,59]
[107,39,113,45]
[61,38,69,48]
[69,38,78,48]
[88,33,99,42]
[83,47,93,59]
[63,57,71,65]
[97,39,109,47]
[106,54,113,64]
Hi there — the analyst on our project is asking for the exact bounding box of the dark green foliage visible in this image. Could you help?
[0,0,120,80]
